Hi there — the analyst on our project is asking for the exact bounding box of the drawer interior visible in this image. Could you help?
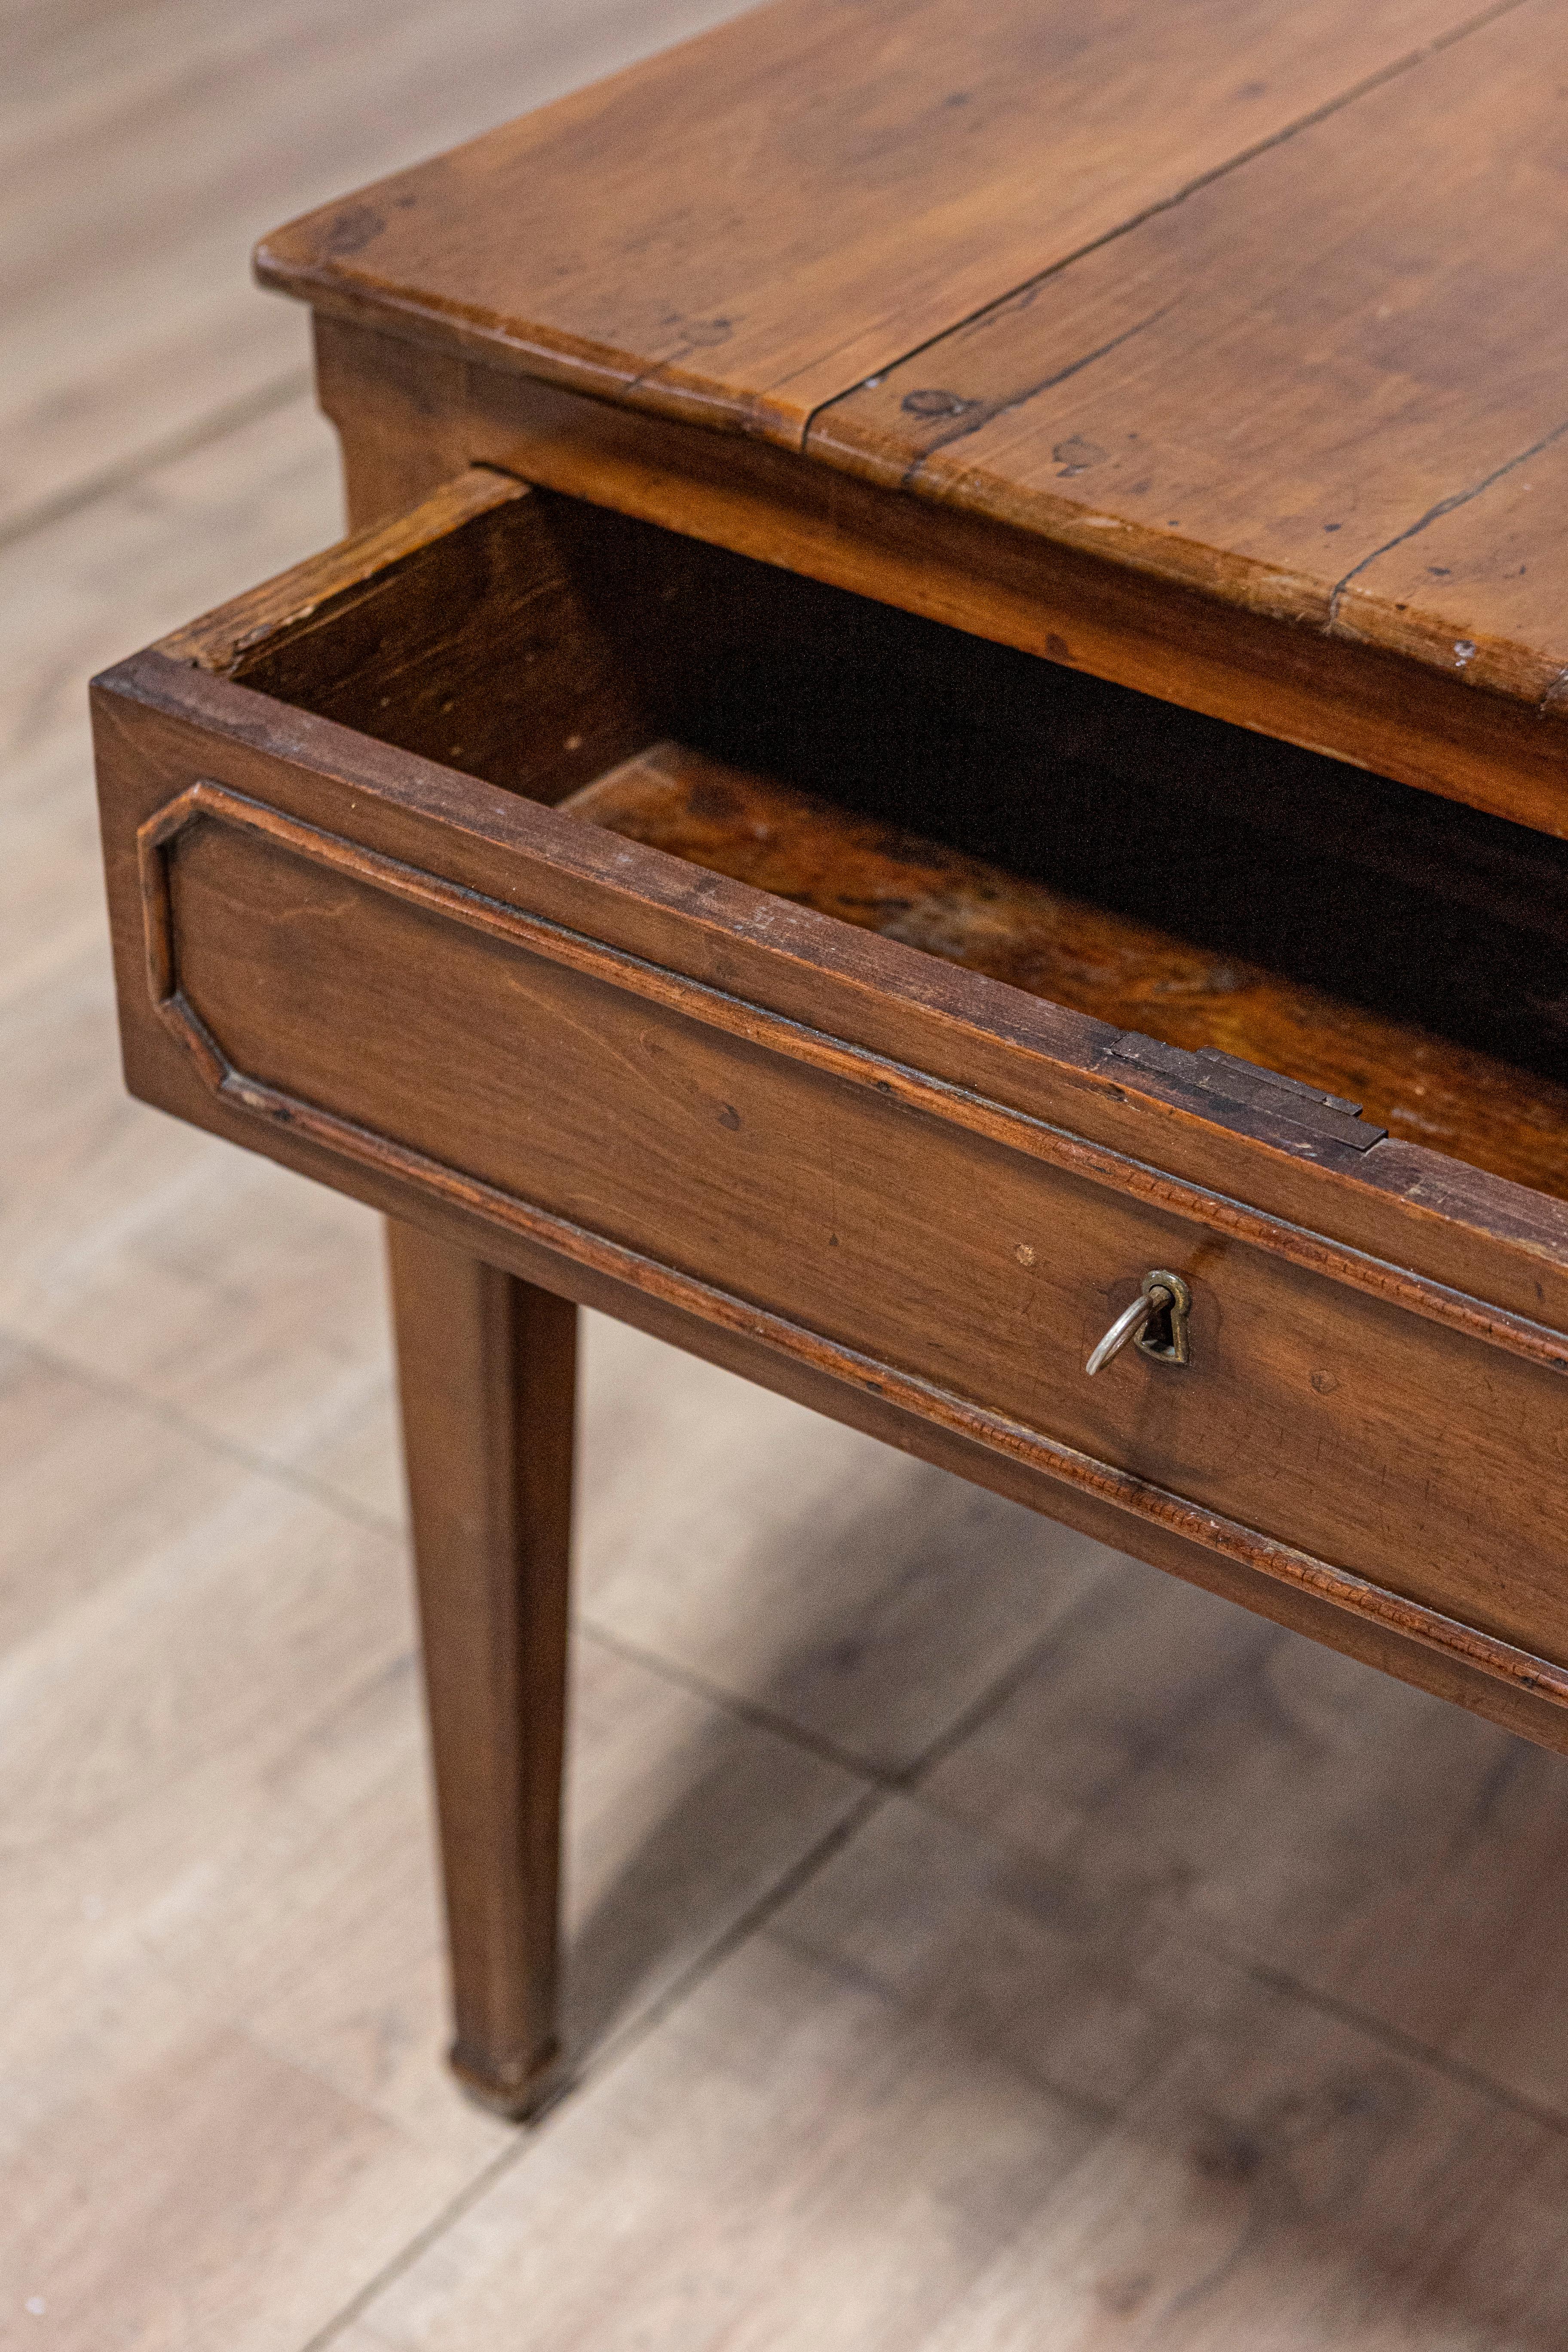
[195,476,1568,1204]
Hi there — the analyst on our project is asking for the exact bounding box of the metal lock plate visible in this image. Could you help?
[1085,1269,1192,1376]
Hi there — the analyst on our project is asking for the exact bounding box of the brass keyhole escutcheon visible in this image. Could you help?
[1085,1270,1192,1377]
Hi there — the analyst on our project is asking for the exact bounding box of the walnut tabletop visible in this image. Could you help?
[257,0,1568,833]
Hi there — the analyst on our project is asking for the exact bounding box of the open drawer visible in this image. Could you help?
[92,467,1568,1746]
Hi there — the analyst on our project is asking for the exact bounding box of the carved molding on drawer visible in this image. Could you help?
[137,780,1568,1379]
[132,778,1568,1719]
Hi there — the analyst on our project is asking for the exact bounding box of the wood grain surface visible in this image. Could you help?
[22,0,1568,2344]
[812,0,1568,714]
[253,0,1568,803]
[256,0,1508,448]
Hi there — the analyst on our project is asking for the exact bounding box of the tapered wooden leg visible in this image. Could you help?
[386,1217,576,2119]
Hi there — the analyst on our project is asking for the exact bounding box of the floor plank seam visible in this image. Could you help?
[291,2126,539,2352]
[762,1912,1125,2127]
[2,1320,404,1539]
[576,1614,891,1785]
[1244,1960,1568,2141]
[560,1785,887,2084]
[294,1785,888,2352]
[892,1586,1125,1793]
[580,1565,1130,1803]
[0,363,314,554]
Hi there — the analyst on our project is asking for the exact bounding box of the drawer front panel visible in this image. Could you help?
[150,780,1568,1665]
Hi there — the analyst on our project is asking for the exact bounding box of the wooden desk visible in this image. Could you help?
[91,0,1568,2118]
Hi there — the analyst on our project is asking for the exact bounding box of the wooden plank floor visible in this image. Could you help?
[7,7,1568,2346]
